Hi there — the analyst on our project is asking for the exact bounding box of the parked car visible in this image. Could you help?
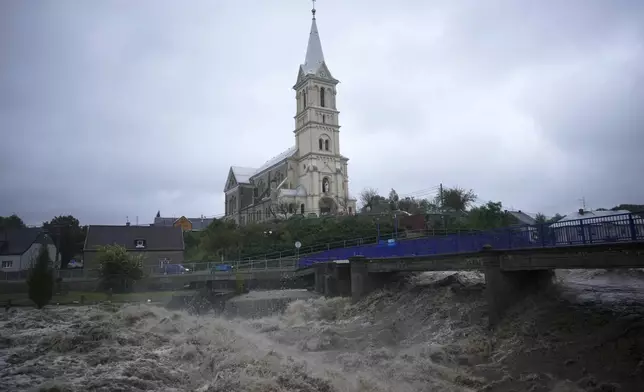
[211,264,234,273]
[163,264,191,275]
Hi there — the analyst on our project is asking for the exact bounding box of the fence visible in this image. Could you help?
[297,212,644,267]
[191,227,481,263]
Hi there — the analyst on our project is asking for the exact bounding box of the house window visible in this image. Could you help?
[135,239,146,249]
[319,139,323,150]
[320,87,325,107]
[349,207,353,214]
[159,258,171,267]
[1,260,13,269]
[288,204,295,214]
[324,139,329,151]
[301,204,305,214]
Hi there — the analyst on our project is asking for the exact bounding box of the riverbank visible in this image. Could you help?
[0,290,197,307]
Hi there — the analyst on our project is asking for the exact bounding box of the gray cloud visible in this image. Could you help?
[1,0,643,225]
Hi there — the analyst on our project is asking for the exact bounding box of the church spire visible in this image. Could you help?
[302,0,325,75]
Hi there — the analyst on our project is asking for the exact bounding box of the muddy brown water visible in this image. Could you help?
[1,270,643,392]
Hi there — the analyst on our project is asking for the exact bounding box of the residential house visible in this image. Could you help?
[507,210,538,226]
[83,225,185,271]
[507,210,539,243]
[0,227,58,272]
[153,212,213,231]
[550,209,644,244]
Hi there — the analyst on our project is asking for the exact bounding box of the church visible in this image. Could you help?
[223,5,357,226]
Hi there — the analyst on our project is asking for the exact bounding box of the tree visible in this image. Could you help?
[200,219,240,260]
[0,214,26,230]
[387,189,399,211]
[272,202,293,219]
[359,188,387,213]
[96,245,144,292]
[436,187,477,212]
[534,213,548,224]
[548,213,564,223]
[43,215,86,269]
[467,201,518,229]
[27,245,55,309]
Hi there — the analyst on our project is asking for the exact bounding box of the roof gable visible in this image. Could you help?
[84,225,184,251]
[0,228,50,255]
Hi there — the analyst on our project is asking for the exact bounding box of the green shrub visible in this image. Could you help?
[27,246,55,309]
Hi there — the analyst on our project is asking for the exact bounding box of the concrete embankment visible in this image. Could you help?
[163,289,320,317]
[224,289,321,318]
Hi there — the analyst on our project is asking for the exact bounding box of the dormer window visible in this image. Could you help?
[135,239,146,249]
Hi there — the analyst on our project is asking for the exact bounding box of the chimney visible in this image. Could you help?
[578,208,584,215]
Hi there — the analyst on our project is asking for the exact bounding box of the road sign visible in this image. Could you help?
[295,241,302,249]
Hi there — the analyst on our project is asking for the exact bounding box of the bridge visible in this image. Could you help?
[2,212,643,324]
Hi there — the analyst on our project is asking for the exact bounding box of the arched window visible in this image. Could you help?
[324,139,329,151]
[319,138,323,150]
[300,203,305,214]
[288,204,295,214]
[320,88,325,107]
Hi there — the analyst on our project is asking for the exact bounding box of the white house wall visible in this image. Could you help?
[0,255,20,271]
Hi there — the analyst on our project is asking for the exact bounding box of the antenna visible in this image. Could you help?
[578,197,587,210]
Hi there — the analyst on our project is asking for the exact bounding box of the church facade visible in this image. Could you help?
[223,6,356,226]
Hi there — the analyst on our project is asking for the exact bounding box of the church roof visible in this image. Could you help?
[253,145,298,176]
[229,146,298,186]
[231,166,256,184]
[301,9,325,75]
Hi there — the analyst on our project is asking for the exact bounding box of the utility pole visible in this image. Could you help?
[439,183,445,229]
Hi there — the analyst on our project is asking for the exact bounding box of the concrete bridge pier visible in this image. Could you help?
[349,256,394,302]
[314,262,351,297]
[484,262,553,327]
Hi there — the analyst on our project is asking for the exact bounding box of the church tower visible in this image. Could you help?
[293,4,354,215]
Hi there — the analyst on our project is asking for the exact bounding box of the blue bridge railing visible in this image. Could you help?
[297,212,644,268]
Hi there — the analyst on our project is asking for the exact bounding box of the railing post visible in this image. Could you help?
[629,213,637,241]
[579,219,586,244]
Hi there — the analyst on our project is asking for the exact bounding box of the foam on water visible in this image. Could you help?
[1,270,643,392]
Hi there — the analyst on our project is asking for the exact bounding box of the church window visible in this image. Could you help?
[318,138,323,150]
[303,90,307,108]
[301,204,305,214]
[288,204,295,214]
[322,114,325,123]
[320,87,325,107]
[324,139,329,151]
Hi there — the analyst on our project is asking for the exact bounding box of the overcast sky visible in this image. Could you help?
[1,0,643,226]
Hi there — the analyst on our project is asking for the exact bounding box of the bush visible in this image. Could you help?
[96,245,144,292]
[27,246,55,309]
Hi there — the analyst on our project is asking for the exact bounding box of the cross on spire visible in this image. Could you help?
[312,0,316,19]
